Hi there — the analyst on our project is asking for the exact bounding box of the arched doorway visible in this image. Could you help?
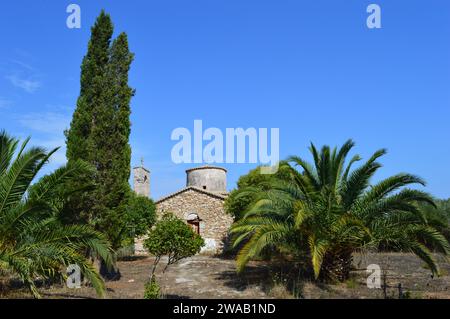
[186,213,202,235]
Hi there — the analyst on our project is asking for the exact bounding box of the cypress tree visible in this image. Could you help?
[65,11,113,227]
[65,11,135,271]
[66,10,113,163]
[95,32,135,250]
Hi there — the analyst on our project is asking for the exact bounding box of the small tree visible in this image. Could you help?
[224,162,292,220]
[121,193,156,246]
[144,213,204,275]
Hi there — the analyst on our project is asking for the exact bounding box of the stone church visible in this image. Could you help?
[133,164,233,254]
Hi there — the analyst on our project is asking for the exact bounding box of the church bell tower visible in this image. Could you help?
[133,158,150,197]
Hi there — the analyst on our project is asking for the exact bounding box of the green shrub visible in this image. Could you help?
[345,277,358,289]
[116,244,135,259]
[144,275,160,299]
[145,213,205,274]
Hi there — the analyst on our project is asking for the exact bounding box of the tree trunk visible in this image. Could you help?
[91,253,121,281]
[100,259,121,281]
[320,249,353,282]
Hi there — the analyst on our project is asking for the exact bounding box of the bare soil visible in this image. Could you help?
[2,253,449,299]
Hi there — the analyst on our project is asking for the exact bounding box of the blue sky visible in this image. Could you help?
[0,0,449,199]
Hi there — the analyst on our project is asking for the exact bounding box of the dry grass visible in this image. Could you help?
[267,283,295,299]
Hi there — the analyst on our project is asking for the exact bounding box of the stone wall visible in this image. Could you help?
[154,188,233,254]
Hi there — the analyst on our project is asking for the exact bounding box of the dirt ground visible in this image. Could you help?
[2,253,450,299]
[37,256,271,299]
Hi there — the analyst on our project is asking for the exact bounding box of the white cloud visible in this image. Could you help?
[18,112,71,134]
[6,74,42,93]
[0,97,12,108]
[45,104,73,112]
[17,112,71,167]
[14,48,33,59]
[5,56,42,93]
[32,137,67,166]
[11,59,35,71]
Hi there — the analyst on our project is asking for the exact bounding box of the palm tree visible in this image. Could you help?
[0,131,113,298]
[230,140,450,281]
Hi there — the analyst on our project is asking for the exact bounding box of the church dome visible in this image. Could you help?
[186,166,227,193]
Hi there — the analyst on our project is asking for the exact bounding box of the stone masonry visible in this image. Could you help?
[134,165,234,255]
[156,187,233,253]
